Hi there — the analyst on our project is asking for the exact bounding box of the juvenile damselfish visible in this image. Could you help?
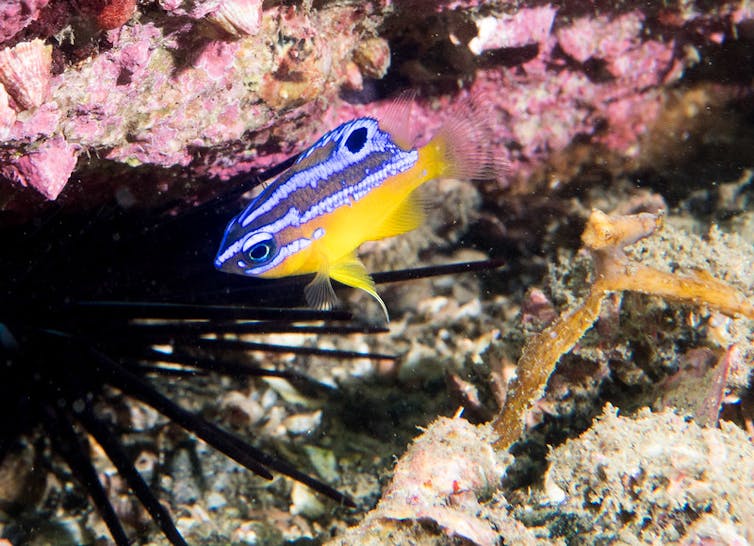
[215,96,495,321]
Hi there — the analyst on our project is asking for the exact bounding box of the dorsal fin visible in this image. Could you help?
[377,90,418,150]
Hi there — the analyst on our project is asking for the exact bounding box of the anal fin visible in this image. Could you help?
[329,255,389,322]
[372,192,425,241]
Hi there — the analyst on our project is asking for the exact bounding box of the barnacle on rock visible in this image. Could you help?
[0,39,52,111]
[206,0,262,38]
[352,37,391,80]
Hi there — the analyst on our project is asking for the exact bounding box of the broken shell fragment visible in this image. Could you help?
[206,0,262,38]
[0,39,53,111]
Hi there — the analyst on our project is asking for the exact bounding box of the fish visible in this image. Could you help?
[214,95,496,321]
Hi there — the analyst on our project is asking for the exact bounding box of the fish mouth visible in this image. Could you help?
[214,238,239,272]
[213,253,227,271]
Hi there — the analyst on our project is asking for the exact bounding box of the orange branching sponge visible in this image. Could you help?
[586,209,754,318]
[492,209,754,451]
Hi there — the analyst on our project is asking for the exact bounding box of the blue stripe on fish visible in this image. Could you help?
[237,118,416,229]
[298,155,417,224]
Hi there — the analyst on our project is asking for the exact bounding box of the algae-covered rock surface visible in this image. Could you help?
[543,406,754,544]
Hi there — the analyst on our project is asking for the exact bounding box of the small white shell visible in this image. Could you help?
[0,39,53,111]
[207,0,262,37]
[0,84,16,140]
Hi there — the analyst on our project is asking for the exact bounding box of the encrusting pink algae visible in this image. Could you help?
[0,0,751,204]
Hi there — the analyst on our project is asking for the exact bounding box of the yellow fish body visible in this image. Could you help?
[215,99,491,320]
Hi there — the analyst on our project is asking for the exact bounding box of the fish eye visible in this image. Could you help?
[247,242,273,262]
[344,126,368,153]
[242,233,276,263]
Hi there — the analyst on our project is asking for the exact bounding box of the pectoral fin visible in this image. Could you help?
[372,193,425,241]
[329,255,389,322]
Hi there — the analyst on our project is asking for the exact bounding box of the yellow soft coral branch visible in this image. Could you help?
[492,209,754,451]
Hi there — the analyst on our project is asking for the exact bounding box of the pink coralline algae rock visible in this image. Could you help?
[468,5,557,54]
[1,137,78,200]
[0,0,50,44]
[556,12,678,87]
[0,2,389,201]
[0,0,751,204]
[556,12,645,66]
[318,3,694,193]
[456,6,687,181]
